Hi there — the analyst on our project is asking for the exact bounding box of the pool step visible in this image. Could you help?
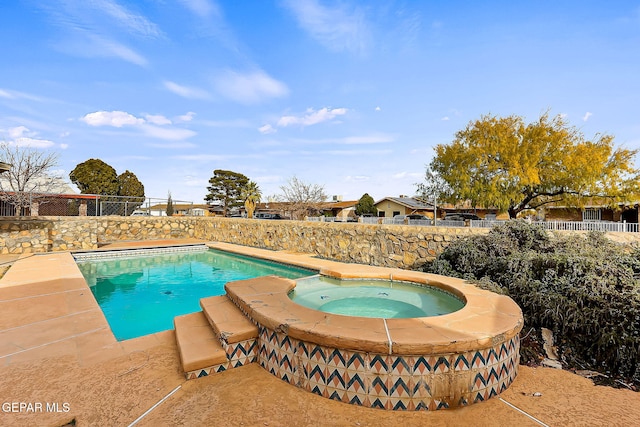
[175,296,260,380]
[174,312,228,379]
[200,295,259,344]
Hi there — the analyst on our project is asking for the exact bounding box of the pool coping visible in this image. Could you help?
[209,242,524,355]
[0,240,208,367]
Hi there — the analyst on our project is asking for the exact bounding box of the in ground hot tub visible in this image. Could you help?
[224,271,523,411]
[289,276,465,318]
[210,242,523,411]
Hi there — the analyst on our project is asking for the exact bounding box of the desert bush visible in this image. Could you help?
[425,220,640,385]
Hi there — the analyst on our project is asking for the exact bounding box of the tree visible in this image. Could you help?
[241,181,261,218]
[117,170,145,215]
[166,192,174,216]
[428,112,640,218]
[354,193,377,216]
[415,168,448,221]
[0,142,61,215]
[279,176,327,219]
[69,159,119,195]
[205,169,249,216]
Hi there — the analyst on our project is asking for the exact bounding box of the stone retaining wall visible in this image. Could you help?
[2,216,640,270]
[195,218,487,269]
[0,217,197,254]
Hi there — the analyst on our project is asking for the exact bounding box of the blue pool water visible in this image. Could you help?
[289,276,465,318]
[76,247,314,340]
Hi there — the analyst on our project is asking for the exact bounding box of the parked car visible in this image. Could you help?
[255,213,283,220]
[406,214,429,220]
[444,213,481,221]
[393,214,429,221]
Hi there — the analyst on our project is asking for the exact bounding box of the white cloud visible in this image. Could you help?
[583,112,593,122]
[0,89,13,99]
[214,70,288,104]
[441,116,450,121]
[12,137,55,149]
[1,126,58,149]
[8,126,30,138]
[60,143,69,150]
[282,0,371,54]
[145,114,172,125]
[103,40,148,66]
[177,112,196,122]
[0,88,47,102]
[95,0,162,37]
[375,106,381,111]
[81,110,144,127]
[164,81,210,99]
[80,110,195,140]
[258,124,277,134]
[141,125,196,140]
[179,0,219,18]
[277,107,347,127]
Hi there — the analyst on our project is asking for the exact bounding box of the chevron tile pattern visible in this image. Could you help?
[256,325,520,411]
[184,337,258,380]
[185,362,228,380]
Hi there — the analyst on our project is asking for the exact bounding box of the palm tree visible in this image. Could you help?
[241,181,261,218]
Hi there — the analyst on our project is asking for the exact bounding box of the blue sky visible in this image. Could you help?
[1,1,639,204]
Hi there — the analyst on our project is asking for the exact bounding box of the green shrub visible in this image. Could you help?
[425,221,640,385]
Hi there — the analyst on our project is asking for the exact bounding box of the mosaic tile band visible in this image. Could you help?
[73,244,208,261]
[257,326,519,410]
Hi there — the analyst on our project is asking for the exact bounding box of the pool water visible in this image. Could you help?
[289,276,465,318]
[76,248,314,340]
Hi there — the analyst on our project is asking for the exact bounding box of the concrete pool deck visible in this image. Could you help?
[0,239,639,426]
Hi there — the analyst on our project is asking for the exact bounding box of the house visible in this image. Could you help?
[374,196,435,218]
[540,200,639,224]
[143,203,213,216]
[0,177,101,216]
[319,200,358,219]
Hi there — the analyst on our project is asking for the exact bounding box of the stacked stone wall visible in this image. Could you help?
[194,218,487,269]
[2,216,640,270]
[0,216,197,254]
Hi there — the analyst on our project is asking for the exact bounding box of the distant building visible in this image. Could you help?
[374,195,434,218]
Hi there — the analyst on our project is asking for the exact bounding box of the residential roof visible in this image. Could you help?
[374,196,433,210]
[326,200,358,209]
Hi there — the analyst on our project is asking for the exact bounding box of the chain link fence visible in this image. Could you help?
[0,192,195,217]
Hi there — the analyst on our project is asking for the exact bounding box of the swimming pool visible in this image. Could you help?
[289,276,465,318]
[75,246,315,340]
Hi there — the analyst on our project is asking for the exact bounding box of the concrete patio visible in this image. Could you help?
[0,240,638,426]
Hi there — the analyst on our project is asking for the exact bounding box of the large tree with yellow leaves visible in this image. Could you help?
[428,113,640,218]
